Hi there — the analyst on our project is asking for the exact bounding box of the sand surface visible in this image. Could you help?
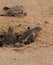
[0,0,53,65]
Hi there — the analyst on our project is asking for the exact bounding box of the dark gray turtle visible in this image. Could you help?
[3,27,20,47]
[0,27,21,47]
[18,26,42,46]
[0,5,27,17]
[3,27,16,47]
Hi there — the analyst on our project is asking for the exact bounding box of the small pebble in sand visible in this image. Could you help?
[44,21,48,24]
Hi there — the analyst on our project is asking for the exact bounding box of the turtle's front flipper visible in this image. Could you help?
[3,7,10,10]
[15,33,22,42]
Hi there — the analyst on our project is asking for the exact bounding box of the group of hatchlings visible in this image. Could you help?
[0,5,42,48]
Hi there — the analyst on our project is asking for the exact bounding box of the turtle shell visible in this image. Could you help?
[6,5,24,16]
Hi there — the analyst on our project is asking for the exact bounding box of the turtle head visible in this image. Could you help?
[33,27,42,32]
[8,26,14,33]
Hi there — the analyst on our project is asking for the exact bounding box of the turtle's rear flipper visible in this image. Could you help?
[14,44,24,48]
[15,33,22,39]
[3,7,10,10]
[23,12,27,16]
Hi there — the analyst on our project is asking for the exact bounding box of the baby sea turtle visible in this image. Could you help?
[4,27,16,47]
[4,27,21,47]
[0,27,20,47]
[0,5,27,17]
[18,26,42,46]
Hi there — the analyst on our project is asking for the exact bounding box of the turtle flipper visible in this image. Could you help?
[0,33,5,47]
[15,33,22,42]
[3,7,10,10]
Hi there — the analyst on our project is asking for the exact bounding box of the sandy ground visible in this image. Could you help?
[0,0,53,65]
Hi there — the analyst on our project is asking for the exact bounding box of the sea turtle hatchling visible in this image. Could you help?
[17,26,42,46]
[0,26,21,47]
[0,5,27,17]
